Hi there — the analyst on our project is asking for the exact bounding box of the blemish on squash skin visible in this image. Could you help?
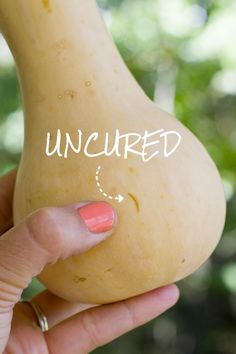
[57,90,77,100]
[66,90,77,99]
[85,81,92,87]
[105,268,112,272]
[73,276,87,283]
[182,259,186,264]
[129,167,134,173]
[42,0,52,13]
[128,193,140,212]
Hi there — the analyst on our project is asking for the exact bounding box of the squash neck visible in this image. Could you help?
[0,0,146,104]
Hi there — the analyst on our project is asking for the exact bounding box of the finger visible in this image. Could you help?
[19,290,98,329]
[0,201,116,302]
[0,201,116,353]
[33,290,98,328]
[0,169,17,235]
[45,284,179,354]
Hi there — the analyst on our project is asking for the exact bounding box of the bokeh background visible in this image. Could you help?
[0,0,236,353]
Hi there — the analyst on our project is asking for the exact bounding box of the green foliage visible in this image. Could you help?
[1,0,236,353]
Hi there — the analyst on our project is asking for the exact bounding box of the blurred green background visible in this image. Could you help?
[0,0,236,353]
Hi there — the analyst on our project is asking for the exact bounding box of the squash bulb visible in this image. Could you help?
[0,0,226,303]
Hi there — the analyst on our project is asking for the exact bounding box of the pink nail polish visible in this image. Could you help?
[78,202,116,233]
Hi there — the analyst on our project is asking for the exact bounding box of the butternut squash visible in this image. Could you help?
[0,0,226,303]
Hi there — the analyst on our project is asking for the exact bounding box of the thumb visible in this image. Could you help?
[0,201,116,351]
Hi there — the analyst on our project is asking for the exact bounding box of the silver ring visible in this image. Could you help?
[23,300,49,332]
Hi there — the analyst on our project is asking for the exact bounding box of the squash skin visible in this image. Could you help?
[0,1,226,303]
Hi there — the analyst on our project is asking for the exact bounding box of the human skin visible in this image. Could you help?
[0,170,179,354]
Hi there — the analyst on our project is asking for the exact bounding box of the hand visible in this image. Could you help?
[0,170,179,354]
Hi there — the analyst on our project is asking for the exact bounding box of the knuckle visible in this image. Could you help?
[81,310,103,350]
[122,301,136,328]
[25,208,64,262]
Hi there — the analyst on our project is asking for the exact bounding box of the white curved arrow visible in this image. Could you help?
[95,165,124,203]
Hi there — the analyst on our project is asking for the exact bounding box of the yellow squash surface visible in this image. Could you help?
[0,0,226,303]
